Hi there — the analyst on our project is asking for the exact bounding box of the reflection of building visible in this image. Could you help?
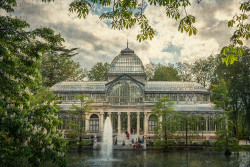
[51,46,222,139]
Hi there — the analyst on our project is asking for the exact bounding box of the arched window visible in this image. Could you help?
[148,115,158,131]
[107,80,143,103]
[90,114,99,133]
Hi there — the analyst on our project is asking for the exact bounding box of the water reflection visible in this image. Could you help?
[67,150,250,167]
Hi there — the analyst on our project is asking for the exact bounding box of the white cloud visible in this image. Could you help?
[10,0,250,69]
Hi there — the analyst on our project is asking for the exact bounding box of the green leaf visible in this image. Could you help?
[189,29,192,36]
[193,28,197,35]
[237,40,243,45]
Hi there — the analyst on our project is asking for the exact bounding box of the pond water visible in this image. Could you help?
[67,150,250,167]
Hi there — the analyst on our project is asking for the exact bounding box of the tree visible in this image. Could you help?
[150,64,181,81]
[30,87,68,165]
[213,49,250,138]
[211,79,231,110]
[213,114,240,156]
[176,61,192,81]
[68,94,93,152]
[31,87,59,105]
[0,4,67,166]
[152,98,180,149]
[145,62,156,80]
[87,62,110,81]
[40,52,85,87]
[179,114,201,149]
[211,80,240,155]
[191,55,218,88]
[220,1,250,65]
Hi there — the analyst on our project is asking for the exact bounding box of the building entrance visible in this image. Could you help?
[121,112,127,133]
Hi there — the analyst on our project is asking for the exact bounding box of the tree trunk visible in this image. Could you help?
[235,117,238,139]
[185,120,188,149]
[164,125,168,150]
[247,109,250,134]
[78,113,83,153]
[78,135,82,153]
[165,126,167,141]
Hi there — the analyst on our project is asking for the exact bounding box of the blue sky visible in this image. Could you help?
[2,0,249,69]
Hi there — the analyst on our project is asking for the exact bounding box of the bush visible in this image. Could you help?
[177,140,185,146]
[153,139,164,147]
[80,140,93,146]
[167,140,177,146]
[147,140,154,146]
[153,140,178,148]
[203,140,211,147]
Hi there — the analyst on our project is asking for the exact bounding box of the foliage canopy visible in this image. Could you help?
[87,62,110,81]
[0,2,68,166]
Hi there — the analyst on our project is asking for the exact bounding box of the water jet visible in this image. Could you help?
[101,117,112,159]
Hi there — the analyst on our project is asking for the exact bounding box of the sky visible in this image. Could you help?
[2,0,249,69]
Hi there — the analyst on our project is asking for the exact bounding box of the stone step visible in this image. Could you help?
[115,134,145,146]
[116,137,142,142]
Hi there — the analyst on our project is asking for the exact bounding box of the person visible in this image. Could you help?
[135,138,138,144]
[122,140,125,146]
[131,139,134,144]
[142,136,144,144]
[127,132,130,140]
[137,143,141,149]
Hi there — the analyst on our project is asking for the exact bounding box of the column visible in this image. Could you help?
[100,112,104,132]
[205,115,208,139]
[117,112,121,134]
[137,112,140,135]
[108,112,112,128]
[144,113,148,136]
[85,114,90,131]
[127,112,131,134]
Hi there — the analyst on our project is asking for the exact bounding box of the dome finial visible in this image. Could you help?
[127,35,128,48]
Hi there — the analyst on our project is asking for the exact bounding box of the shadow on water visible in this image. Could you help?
[67,150,250,167]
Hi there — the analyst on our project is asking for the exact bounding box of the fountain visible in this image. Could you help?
[101,117,113,160]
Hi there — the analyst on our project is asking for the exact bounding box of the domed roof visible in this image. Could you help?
[108,47,145,74]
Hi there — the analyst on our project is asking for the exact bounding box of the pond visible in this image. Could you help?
[67,150,250,167]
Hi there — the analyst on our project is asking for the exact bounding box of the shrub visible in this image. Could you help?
[177,140,185,146]
[203,140,211,147]
[147,140,154,146]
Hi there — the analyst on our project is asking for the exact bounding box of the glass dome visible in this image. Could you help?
[108,47,145,74]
